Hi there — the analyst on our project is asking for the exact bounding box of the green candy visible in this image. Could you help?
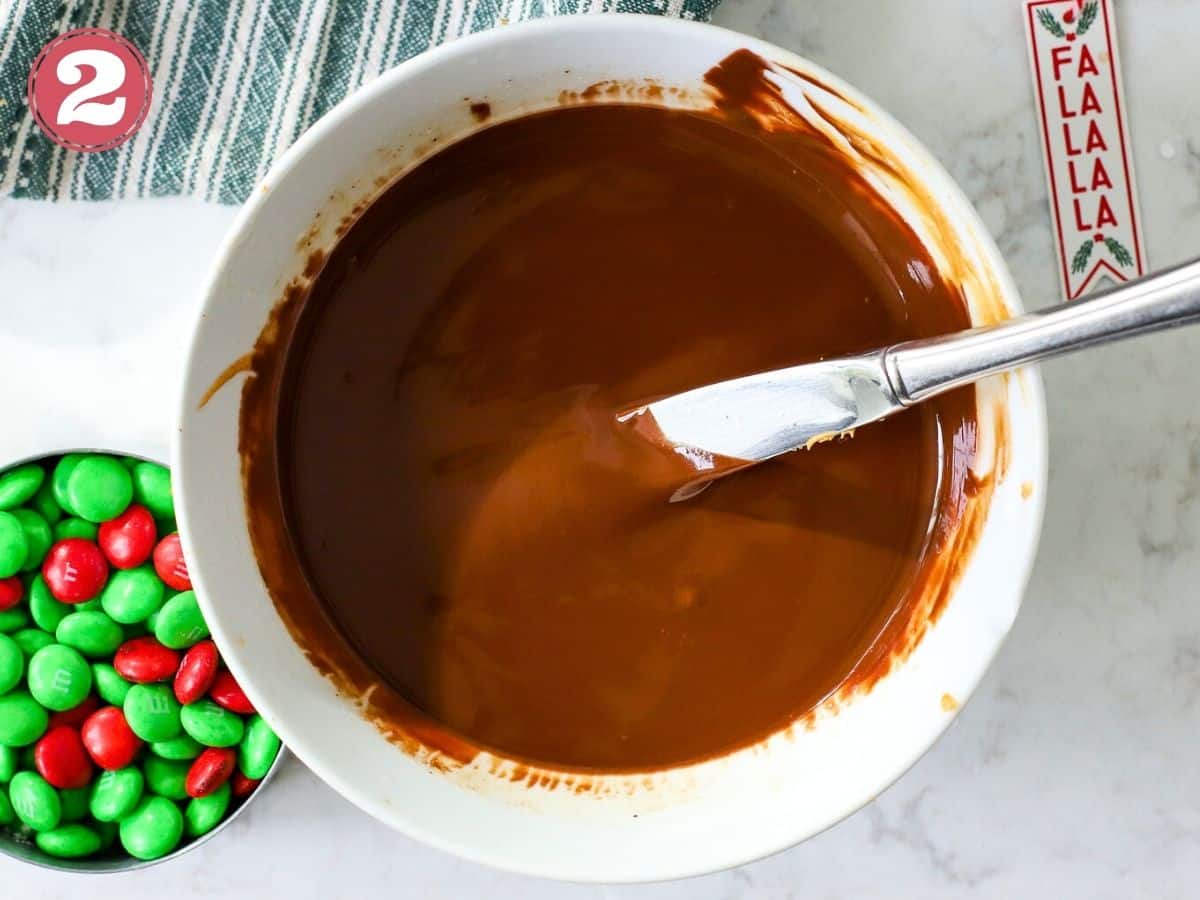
[92,662,132,706]
[118,796,183,860]
[0,606,30,633]
[28,576,70,633]
[53,517,97,542]
[30,480,62,525]
[76,597,103,613]
[143,754,190,800]
[51,455,85,515]
[181,700,243,748]
[67,456,133,523]
[184,781,230,837]
[89,766,144,822]
[120,457,142,471]
[0,745,17,781]
[0,789,12,826]
[0,464,45,510]
[11,509,51,573]
[36,823,102,858]
[124,684,182,742]
[0,511,29,578]
[154,591,209,649]
[100,565,165,625]
[9,771,61,831]
[56,610,123,657]
[59,785,90,822]
[238,714,281,779]
[0,633,23,694]
[150,733,202,760]
[131,463,174,521]
[12,628,54,659]
[27,644,92,711]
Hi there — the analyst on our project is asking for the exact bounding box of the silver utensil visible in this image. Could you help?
[628,258,1200,465]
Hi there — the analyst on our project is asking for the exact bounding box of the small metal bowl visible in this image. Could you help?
[0,448,287,873]
[0,748,287,873]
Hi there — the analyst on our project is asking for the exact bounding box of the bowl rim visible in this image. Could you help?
[173,14,1049,882]
[0,446,288,875]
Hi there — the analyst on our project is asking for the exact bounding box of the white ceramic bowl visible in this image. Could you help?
[174,15,1048,882]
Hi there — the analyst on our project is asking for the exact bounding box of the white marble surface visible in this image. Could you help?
[4,0,1200,895]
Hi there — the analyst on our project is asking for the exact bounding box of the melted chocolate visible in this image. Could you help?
[241,54,984,772]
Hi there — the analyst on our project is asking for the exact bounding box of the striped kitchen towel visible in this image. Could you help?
[0,0,721,204]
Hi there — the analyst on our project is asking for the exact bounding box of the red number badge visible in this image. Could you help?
[27,28,152,153]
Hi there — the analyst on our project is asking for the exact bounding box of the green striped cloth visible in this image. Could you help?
[0,0,720,203]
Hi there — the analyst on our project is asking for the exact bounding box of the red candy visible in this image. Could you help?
[113,636,180,684]
[185,747,237,798]
[42,538,109,603]
[34,726,94,789]
[80,706,142,770]
[209,670,254,714]
[97,503,157,569]
[230,771,259,798]
[152,533,190,591]
[0,576,22,611]
[48,695,100,730]
[174,640,219,705]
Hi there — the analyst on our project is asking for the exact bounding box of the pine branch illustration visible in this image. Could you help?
[1071,240,1094,274]
[1077,1,1099,36]
[1105,237,1134,268]
[1038,8,1066,38]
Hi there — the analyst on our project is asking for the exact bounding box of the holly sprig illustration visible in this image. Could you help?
[1037,8,1065,38]
[1071,235,1133,274]
[1071,240,1093,274]
[1077,1,1099,35]
[1104,236,1133,267]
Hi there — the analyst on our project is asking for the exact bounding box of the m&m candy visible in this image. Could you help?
[97,505,156,570]
[80,706,142,771]
[114,637,179,685]
[42,539,108,604]
[33,726,94,789]
[208,671,254,715]
[151,534,190,592]
[173,641,218,705]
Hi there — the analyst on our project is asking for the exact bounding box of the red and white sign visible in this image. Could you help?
[26,28,152,154]
[1024,0,1145,299]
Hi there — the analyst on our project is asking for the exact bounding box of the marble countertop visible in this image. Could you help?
[4,0,1200,896]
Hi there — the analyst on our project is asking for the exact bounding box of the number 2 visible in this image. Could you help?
[55,48,127,126]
